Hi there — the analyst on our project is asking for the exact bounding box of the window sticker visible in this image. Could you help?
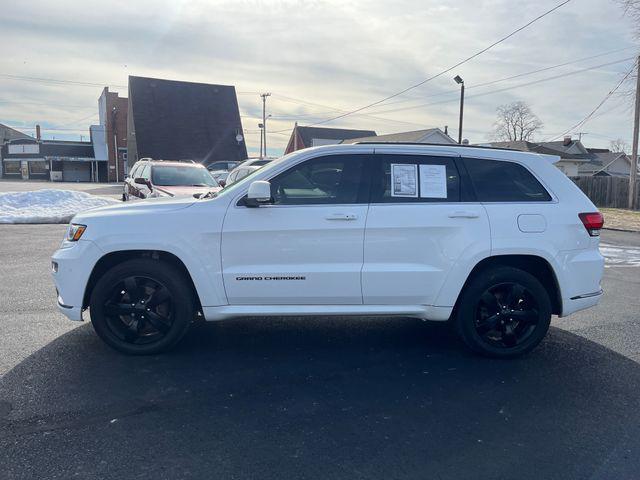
[419,164,447,198]
[391,163,418,197]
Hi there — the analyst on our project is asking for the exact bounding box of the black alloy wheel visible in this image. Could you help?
[89,258,194,355]
[454,266,552,358]
[103,276,174,345]
[474,282,539,349]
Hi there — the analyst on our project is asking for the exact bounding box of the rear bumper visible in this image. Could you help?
[562,289,603,317]
[556,248,604,317]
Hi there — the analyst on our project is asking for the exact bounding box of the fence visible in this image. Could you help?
[570,176,640,209]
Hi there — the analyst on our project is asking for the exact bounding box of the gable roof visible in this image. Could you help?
[489,140,592,163]
[0,124,34,143]
[540,139,589,155]
[298,126,376,146]
[127,76,247,165]
[341,128,456,144]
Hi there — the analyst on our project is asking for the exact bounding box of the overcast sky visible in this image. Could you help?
[1,0,638,155]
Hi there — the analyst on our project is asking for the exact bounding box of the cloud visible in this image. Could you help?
[0,0,637,151]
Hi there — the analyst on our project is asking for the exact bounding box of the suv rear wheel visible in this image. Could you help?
[89,258,194,355]
[454,266,552,358]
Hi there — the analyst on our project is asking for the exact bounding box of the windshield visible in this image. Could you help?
[151,165,218,187]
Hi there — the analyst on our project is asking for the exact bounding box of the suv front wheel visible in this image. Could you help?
[89,258,195,355]
[454,266,552,358]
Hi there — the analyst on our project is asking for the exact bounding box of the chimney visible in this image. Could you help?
[444,125,448,135]
[36,124,41,141]
[563,136,572,146]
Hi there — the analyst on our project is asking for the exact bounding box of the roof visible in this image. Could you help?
[0,124,34,143]
[127,76,247,166]
[489,140,592,163]
[2,138,94,159]
[41,140,95,158]
[342,128,456,144]
[295,126,376,147]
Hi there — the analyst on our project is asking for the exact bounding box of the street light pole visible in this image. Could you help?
[629,56,640,209]
[454,75,464,144]
[260,93,271,159]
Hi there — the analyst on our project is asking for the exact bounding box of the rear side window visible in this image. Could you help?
[463,158,551,202]
[371,155,460,203]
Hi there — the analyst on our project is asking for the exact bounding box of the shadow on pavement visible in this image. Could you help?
[2,318,640,479]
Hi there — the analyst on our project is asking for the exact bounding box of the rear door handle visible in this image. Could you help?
[325,213,358,221]
[448,211,479,219]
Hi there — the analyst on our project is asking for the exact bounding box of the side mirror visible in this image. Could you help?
[245,180,271,207]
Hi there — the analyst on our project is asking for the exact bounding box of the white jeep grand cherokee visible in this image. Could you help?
[52,144,604,358]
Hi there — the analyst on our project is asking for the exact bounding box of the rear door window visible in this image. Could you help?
[463,158,551,202]
[371,154,460,203]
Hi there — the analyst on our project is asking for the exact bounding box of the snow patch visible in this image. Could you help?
[600,243,640,268]
[0,189,118,224]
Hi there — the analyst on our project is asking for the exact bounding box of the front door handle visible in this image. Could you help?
[448,211,479,219]
[325,213,358,221]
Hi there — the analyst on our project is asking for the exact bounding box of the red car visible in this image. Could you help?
[123,159,221,201]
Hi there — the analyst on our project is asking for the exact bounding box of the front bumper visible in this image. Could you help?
[51,239,104,321]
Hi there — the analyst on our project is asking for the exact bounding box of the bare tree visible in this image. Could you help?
[490,101,543,142]
[610,138,630,153]
[618,1,640,37]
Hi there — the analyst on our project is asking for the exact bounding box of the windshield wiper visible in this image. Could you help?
[200,190,219,199]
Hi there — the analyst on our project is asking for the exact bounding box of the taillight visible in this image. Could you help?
[579,212,604,237]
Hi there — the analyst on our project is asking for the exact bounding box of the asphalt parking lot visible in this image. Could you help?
[1,225,639,480]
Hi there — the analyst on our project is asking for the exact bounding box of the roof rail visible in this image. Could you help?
[351,141,522,153]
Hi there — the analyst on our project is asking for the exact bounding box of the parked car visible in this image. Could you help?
[206,160,242,172]
[208,170,229,186]
[224,157,275,186]
[123,159,221,200]
[52,143,604,357]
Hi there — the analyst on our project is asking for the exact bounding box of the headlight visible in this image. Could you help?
[66,223,87,242]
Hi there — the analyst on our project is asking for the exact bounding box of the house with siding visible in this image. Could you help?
[489,137,591,176]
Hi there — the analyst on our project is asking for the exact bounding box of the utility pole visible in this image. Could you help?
[260,93,271,159]
[629,56,640,209]
[454,76,464,144]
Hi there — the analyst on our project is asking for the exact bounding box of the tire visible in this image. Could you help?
[454,266,552,358]
[89,258,195,355]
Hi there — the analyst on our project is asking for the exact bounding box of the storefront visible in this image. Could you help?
[1,138,103,181]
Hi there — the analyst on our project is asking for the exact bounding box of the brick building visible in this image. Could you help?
[98,87,128,182]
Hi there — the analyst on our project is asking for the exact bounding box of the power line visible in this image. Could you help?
[369,46,638,110]
[365,56,636,116]
[0,73,260,95]
[546,60,638,142]
[270,93,433,129]
[306,0,573,127]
